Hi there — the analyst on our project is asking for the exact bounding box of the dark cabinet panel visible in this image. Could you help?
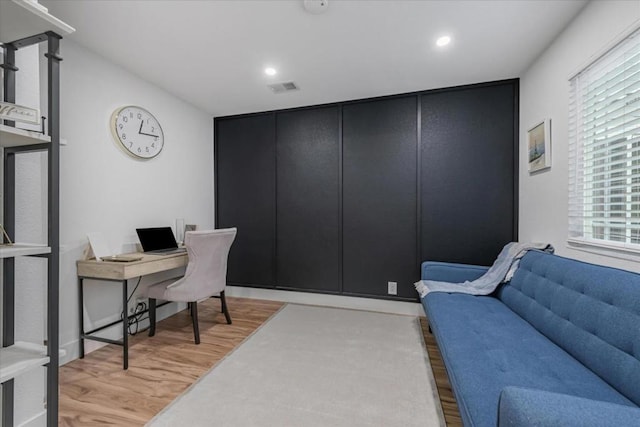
[216,114,275,287]
[276,107,341,292]
[420,83,516,266]
[343,96,418,298]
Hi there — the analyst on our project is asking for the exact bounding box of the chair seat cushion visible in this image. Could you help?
[146,277,190,302]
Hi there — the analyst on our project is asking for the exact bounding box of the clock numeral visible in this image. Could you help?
[123,116,128,123]
[119,123,123,129]
[122,133,126,140]
[151,143,155,148]
[145,147,150,152]
[129,142,133,148]
[138,147,142,153]
[137,113,142,119]
[154,137,158,141]
[151,126,155,132]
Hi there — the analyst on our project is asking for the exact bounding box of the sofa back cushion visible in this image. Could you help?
[497,251,640,406]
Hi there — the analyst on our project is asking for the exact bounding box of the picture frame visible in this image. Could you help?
[528,118,551,173]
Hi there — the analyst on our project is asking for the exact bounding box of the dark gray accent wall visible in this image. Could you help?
[214,79,518,300]
[276,107,341,292]
[216,113,276,287]
[342,97,418,298]
[420,84,516,266]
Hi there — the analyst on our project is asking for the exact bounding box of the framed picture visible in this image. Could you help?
[528,119,551,173]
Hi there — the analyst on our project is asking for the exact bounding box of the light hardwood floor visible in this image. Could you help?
[421,317,463,427]
[59,297,284,426]
[59,298,462,426]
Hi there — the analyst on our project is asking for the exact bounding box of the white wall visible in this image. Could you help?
[4,37,213,425]
[56,40,214,360]
[519,0,640,272]
[5,43,49,427]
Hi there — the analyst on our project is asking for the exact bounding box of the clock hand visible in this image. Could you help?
[139,131,159,137]
[138,120,143,134]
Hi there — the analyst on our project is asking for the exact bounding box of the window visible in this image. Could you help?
[568,28,640,251]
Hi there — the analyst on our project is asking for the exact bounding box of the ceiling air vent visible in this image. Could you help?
[268,81,299,94]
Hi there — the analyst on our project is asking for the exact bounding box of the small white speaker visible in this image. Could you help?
[303,0,329,15]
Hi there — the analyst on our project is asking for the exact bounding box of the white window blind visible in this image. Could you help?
[568,28,640,251]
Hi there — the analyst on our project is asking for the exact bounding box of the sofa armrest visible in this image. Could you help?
[421,261,488,282]
[498,386,640,427]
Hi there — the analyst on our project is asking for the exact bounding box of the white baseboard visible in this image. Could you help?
[225,286,425,317]
[18,409,46,427]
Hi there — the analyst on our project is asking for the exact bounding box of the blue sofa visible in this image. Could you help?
[420,250,640,426]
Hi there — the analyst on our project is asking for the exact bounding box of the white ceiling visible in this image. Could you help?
[41,0,587,117]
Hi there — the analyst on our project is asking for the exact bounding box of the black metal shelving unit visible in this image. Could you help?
[0,26,64,427]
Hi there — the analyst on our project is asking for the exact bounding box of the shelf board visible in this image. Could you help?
[0,342,49,383]
[0,0,75,44]
[0,243,51,258]
[0,124,51,147]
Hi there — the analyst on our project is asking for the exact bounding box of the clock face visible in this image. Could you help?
[111,106,164,159]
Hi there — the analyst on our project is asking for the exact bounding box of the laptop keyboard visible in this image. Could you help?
[146,248,187,255]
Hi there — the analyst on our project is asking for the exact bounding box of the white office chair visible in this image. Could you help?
[145,228,237,344]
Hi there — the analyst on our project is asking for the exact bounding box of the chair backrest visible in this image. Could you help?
[182,228,237,300]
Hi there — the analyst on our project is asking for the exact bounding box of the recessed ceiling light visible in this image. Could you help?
[264,67,277,76]
[436,36,451,47]
[303,0,329,14]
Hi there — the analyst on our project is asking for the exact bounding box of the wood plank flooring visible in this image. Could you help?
[59,298,462,426]
[59,297,284,426]
[420,317,463,427]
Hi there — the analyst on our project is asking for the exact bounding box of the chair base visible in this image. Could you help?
[147,291,232,345]
[220,290,232,325]
[189,302,200,344]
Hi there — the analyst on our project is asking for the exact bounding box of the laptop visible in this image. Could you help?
[136,227,187,255]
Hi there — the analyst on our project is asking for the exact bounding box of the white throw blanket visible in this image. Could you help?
[414,242,554,298]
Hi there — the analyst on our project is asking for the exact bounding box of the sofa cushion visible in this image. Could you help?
[498,387,640,427]
[423,292,635,427]
[498,251,640,406]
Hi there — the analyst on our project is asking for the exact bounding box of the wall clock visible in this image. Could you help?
[110,106,164,159]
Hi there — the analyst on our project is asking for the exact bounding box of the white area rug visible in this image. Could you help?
[148,304,445,427]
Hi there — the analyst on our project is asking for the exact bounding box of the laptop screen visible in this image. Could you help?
[136,227,179,252]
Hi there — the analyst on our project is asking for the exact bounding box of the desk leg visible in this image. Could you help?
[122,279,128,370]
[78,277,85,359]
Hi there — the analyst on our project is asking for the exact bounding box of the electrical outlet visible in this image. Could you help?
[135,296,146,306]
[388,281,397,295]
